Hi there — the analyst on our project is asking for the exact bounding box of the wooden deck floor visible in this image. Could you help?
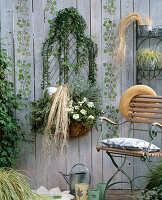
[107,190,140,200]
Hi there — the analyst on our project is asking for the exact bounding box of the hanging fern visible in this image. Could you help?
[42,7,98,88]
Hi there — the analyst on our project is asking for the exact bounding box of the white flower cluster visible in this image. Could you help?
[66,97,95,121]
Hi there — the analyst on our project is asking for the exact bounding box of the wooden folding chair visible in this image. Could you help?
[96,92,162,199]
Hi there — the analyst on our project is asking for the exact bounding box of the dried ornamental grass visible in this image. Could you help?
[44,85,70,154]
[0,168,37,200]
[113,13,151,65]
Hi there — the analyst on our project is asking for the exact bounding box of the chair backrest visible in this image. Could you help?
[128,94,162,124]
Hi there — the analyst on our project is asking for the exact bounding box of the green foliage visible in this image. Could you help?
[45,0,57,15]
[103,1,119,138]
[136,49,162,70]
[30,93,53,134]
[137,188,160,200]
[145,162,162,191]
[42,7,98,88]
[0,168,37,199]
[68,75,104,126]
[15,0,32,98]
[17,59,31,97]
[30,76,104,134]
[0,47,22,167]
[137,163,162,200]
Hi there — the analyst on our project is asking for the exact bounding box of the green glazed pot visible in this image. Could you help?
[88,189,99,200]
[97,183,107,200]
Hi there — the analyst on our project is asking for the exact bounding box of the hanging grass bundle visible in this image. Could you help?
[44,85,70,154]
[113,13,151,65]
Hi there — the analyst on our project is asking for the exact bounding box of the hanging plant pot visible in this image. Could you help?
[68,121,91,138]
[138,25,152,37]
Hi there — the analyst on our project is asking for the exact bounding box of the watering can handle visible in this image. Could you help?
[71,163,91,185]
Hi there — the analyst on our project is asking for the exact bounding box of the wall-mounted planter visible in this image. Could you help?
[138,25,152,37]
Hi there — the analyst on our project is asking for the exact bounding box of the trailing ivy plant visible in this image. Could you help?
[42,7,98,88]
[0,46,22,167]
[15,0,32,98]
[103,0,119,138]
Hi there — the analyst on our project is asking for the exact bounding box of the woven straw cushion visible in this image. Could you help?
[119,85,157,120]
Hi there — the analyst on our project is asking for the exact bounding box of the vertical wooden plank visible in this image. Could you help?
[91,0,102,188]
[134,0,150,188]
[63,0,76,8]
[0,0,14,83]
[61,0,80,191]
[102,0,122,189]
[13,0,36,180]
[76,0,92,188]
[42,0,68,190]
[120,0,134,189]
[33,0,49,188]
[149,0,162,175]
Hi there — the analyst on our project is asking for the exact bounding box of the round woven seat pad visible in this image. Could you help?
[119,85,157,120]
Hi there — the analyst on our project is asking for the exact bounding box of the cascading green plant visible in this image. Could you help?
[42,7,98,88]
[0,168,37,200]
[0,45,23,167]
[136,49,162,70]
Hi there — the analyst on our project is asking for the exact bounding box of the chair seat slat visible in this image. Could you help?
[129,108,162,114]
[128,113,162,119]
[96,146,162,157]
[131,98,162,103]
[135,95,162,99]
[130,102,162,108]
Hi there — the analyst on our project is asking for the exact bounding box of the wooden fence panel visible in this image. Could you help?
[91,0,103,188]
[0,0,162,190]
[13,0,36,181]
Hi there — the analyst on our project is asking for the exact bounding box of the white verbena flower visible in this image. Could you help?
[74,106,79,110]
[88,115,95,119]
[87,102,94,108]
[73,114,79,120]
[78,101,83,105]
[80,109,87,115]
[83,97,87,102]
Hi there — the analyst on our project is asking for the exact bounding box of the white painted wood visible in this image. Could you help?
[13,0,36,179]
[134,0,150,189]
[120,0,134,189]
[0,0,14,83]
[91,0,103,189]
[76,0,92,188]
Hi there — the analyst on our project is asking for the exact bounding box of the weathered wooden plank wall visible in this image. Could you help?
[0,0,162,190]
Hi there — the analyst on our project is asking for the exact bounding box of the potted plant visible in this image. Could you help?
[67,75,104,138]
[138,17,152,37]
[30,75,104,153]
[136,48,162,71]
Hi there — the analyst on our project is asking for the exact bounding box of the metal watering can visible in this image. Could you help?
[59,163,91,195]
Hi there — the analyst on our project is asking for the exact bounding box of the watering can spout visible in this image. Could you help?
[59,172,70,185]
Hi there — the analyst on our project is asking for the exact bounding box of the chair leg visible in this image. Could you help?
[103,152,134,199]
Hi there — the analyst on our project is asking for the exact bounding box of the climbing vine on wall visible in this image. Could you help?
[15,0,31,97]
[103,0,119,138]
